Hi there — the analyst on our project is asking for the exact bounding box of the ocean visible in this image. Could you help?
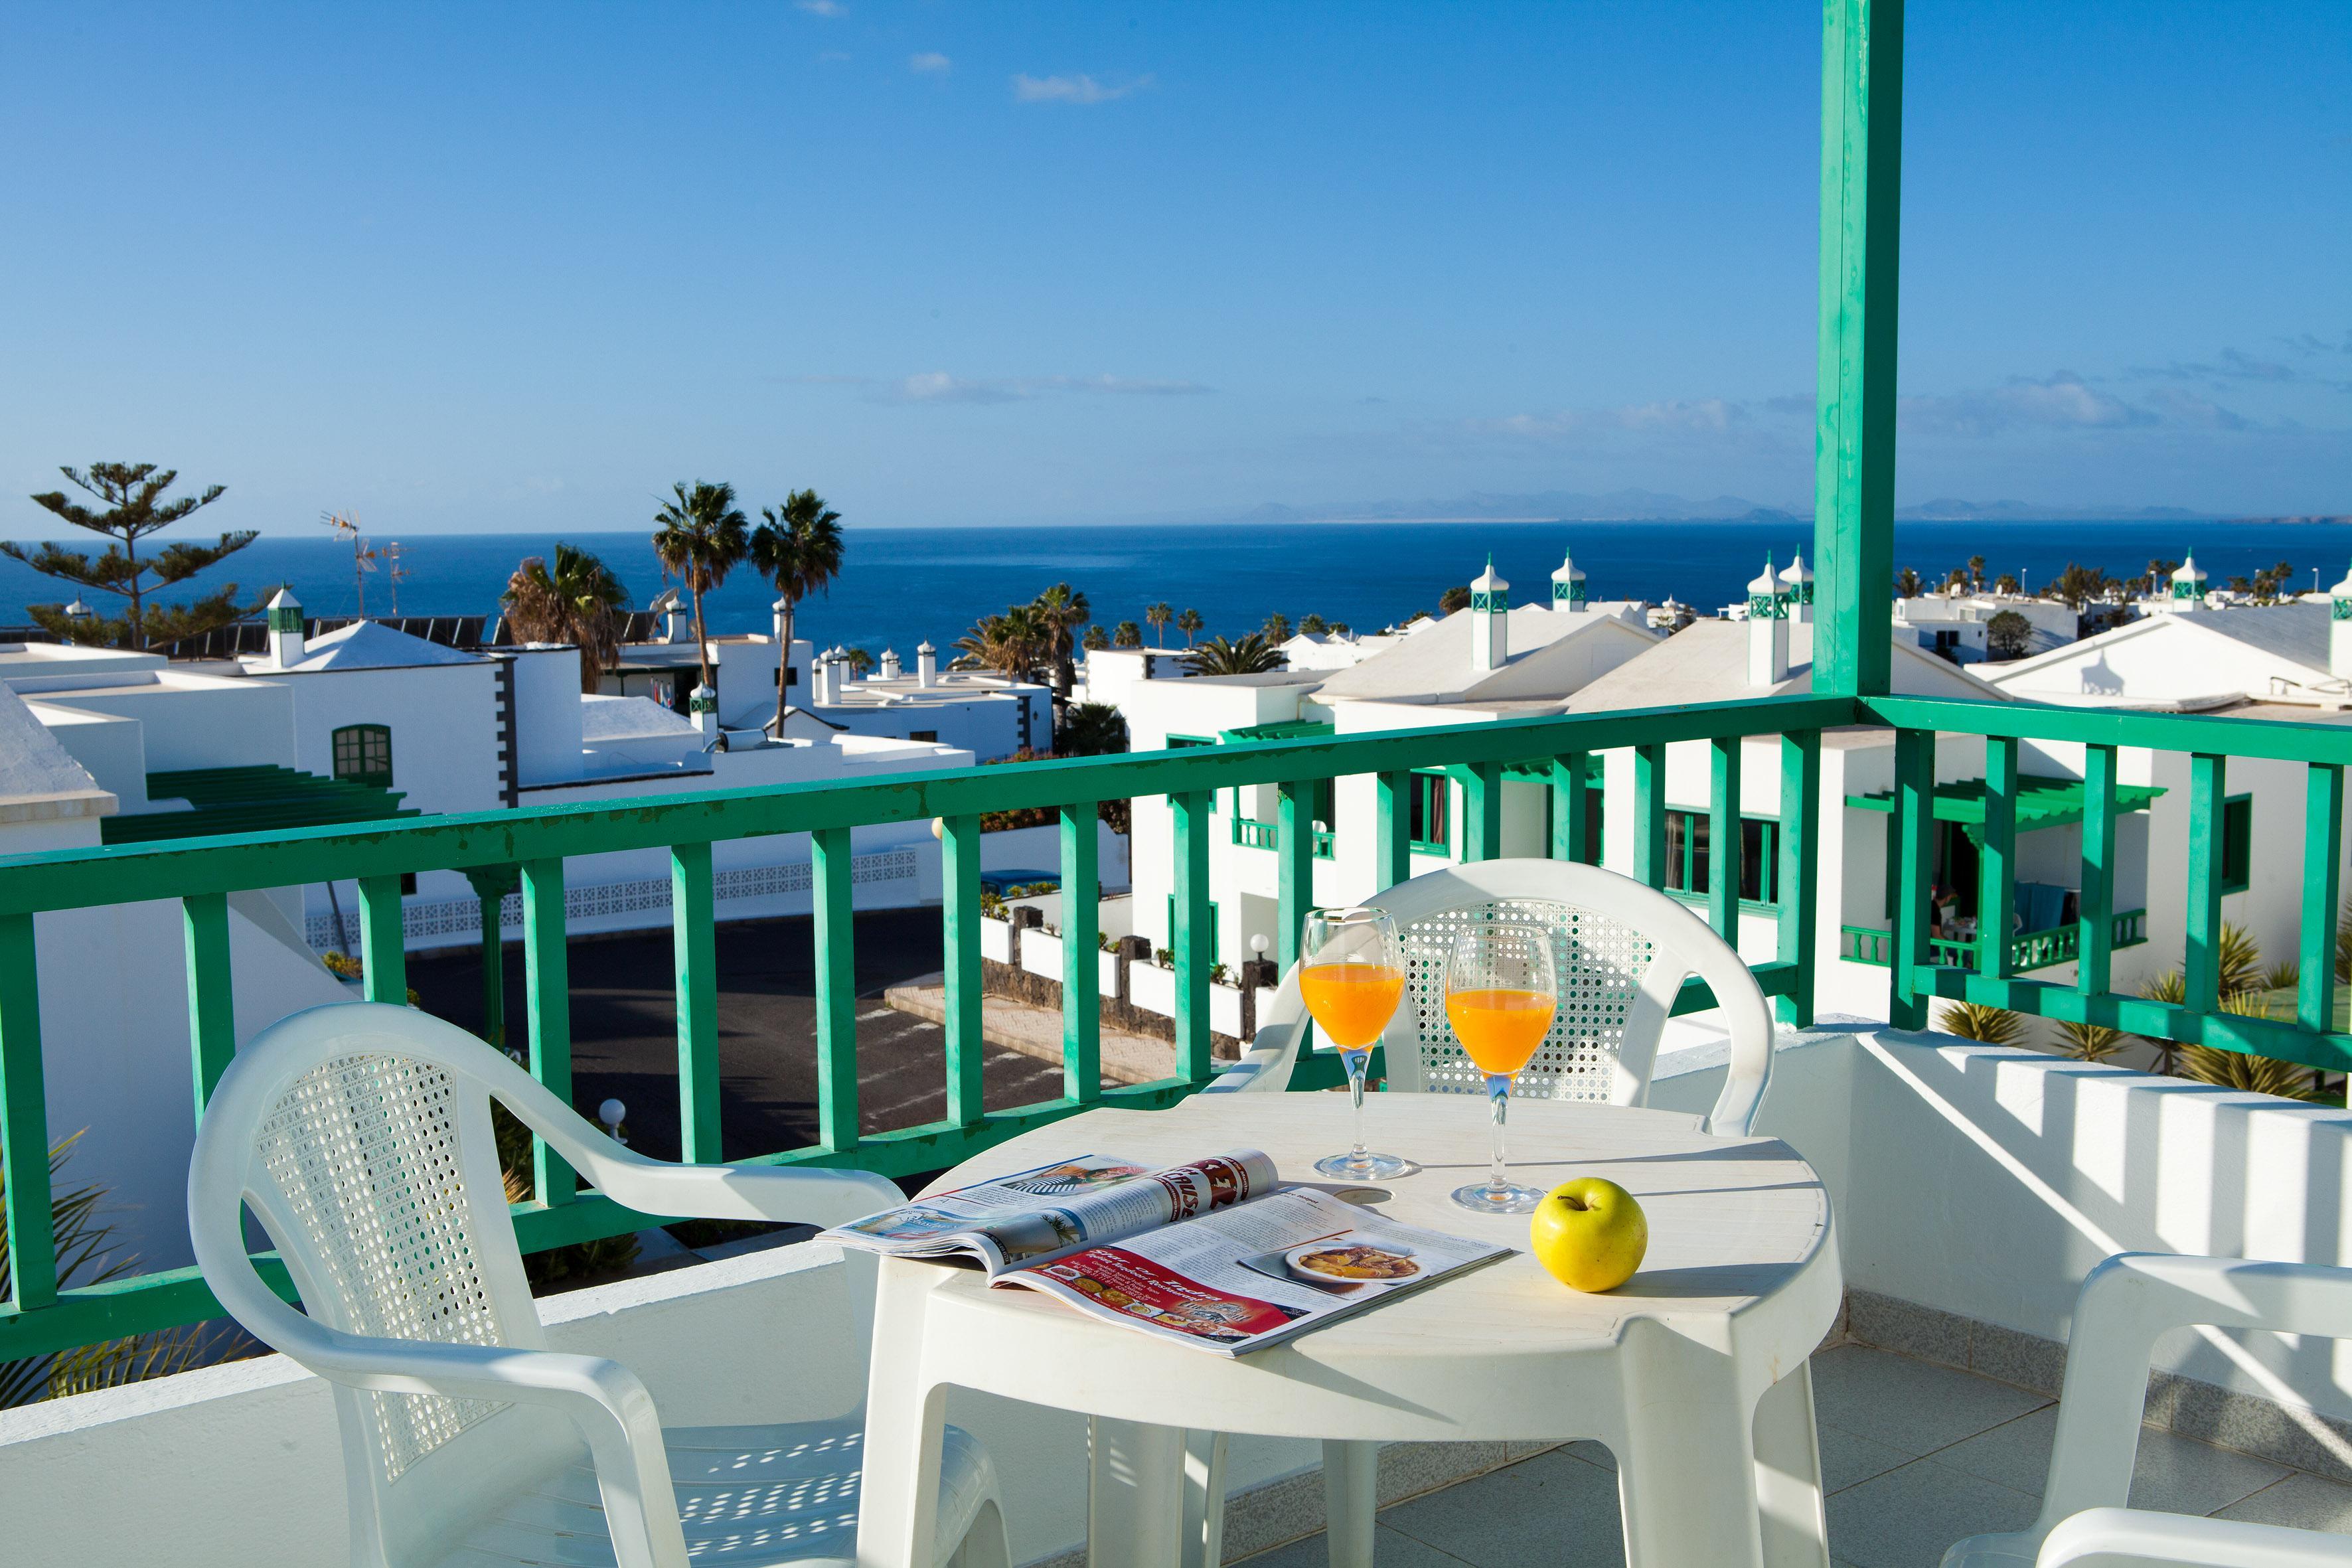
[5,519,2348,659]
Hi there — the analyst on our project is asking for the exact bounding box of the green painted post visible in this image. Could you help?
[1777,731,1822,1026]
[671,842,722,1162]
[1812,0,1904,700]
[1891,728,1934,1029]
[0,913,55,1310]
[1979,736,2019,979]
[1172,791,1214,1082]
[520,858,574,1203]
[1275,780,1313,968]
[2185,753,2225,1014]
[2301,764,2343,1036]
[356,874,406,1004]
[1059,803,1101,1103]
[464,865,517,1055]
[1464,760,1502,862]
[940,815,985,1127]
[183,892,236,1117]
[1633,744,1668,889]
[811,827,859,1151]
[1375,771,1411,890]
[1708,736,1743,938]
[1552,752,1593,864]
[2078,744,2118,996]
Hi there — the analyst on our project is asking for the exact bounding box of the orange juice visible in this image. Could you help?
[1446,987,1555,1074]
[1299,962,1405,1048]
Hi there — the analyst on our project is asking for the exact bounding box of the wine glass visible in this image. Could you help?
[1300,907,1415,1180]
[1444,920,1559,1214]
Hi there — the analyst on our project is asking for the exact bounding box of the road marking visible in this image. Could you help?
[857,1008,896,1021]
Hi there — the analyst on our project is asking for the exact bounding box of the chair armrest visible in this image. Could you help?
[2041,1256,2352,1533]
[1202,963,1306,1093]
[2037,1506,2352,1566]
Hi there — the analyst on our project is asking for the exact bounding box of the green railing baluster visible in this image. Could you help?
[1172,791,1214,1081]
[2078,744,2118,997]
[1374,771,1411,889]
[1060,803,1101,1103]
[0,912,55,1310]
[357,874,406,1003]
[940,815,985,1126]
[520,858,575,1203]
[464,866,518,1055]
[1464,760,1502,862]
[1777,730,1821,1027]
[812,827,859,1151]
[1552,751,1593,864]
[1275,780,1312,967]
[2185,752,2226,1014]
[1891,728,1935,1029]
[1634,744,1667,888]
[2300,764,2343,1037]
[1708,736,1743,938]
[183,892,235,1117]
[671,842,722,1162]
[1978,736,2019,980]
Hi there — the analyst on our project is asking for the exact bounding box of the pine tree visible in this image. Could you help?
[4,463,252,648]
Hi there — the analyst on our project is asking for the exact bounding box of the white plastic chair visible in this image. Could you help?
[1190,857,1784,1568]
[1944,1253,2352,1567]
[187,1001,1011,1568]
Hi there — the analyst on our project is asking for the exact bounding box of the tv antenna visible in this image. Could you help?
[384,540,409,617]
[320,510,380,616]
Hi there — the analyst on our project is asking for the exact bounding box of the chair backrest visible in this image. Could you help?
[1222,859,1774,1135]
[190,1004,588,1568]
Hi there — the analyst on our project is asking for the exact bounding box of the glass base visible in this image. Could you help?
[1314,1150,1417,1180]
[1450,1180,1547,1215]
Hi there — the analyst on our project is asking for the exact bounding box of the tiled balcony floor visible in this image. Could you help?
[1237,1345,2352,1568]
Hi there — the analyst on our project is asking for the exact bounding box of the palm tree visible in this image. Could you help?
[1967,554,1987,589]
[1113,620,1142,648]
[747,489,845,736]
[840,648,876,676]
[501,543,629,693]
[1262,611,1293,642]
[1438,586,1472,613]
[1175,607,1203,647]
[1145,602,1172,647]
[1895,568,1922,599]
[1083,625,1111,651]
[651,481,748,693]
[1030,582,1091,706]
[1186,633,1283,676]
[1993,573,2020,595]
[1058,702,1129,757]
[1299,613,1327,635]
[956,603,1053,681]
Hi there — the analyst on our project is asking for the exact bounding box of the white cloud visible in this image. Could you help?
[892,371,1209,404]
[1900,372,2154,437]
[909,52,951,74]
[1012,72,1153,105]
[795,0,845,15]
[1480,398,1753,441]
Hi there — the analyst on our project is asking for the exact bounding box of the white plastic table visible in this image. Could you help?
[855,1092,1840,1568]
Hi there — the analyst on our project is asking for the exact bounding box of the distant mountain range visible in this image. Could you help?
[1213,491,2241,524]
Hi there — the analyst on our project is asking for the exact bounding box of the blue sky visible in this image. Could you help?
[3,1,2345,536]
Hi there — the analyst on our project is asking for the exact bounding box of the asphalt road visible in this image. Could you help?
[408,906,1074,1170]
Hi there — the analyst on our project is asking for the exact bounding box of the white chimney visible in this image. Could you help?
[1747,554,1789,687]
[1469,556,1509,672]
[772,596,790,643]
[1549,548,1586,613]
[666,602,690,643]
[2331,560,2352,681]
[813,652,834,704]
[2167,550,2207,613]
[689,682,719,745]
[917,640,938,688]
[1778,553,1814,624]
[880,647,902,680]
[266,587,306,668]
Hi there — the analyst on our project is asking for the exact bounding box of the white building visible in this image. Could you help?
[799,640,1052,761]
[1891,588,2079,665]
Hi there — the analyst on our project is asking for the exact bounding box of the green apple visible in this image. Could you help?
[1528,1178,1648,1293]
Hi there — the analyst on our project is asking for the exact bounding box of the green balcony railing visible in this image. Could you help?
[1231,815,1336,859]
[0,694,1839,1365]
[1842,908,2148,973]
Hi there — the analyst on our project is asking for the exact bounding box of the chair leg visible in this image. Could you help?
[1322,1439,1379,1568]
[1753,1363,1830,1568]
[953,1499,1014,1568]
[1181,1431,1229,1568]
[1089,1416,1188,1568]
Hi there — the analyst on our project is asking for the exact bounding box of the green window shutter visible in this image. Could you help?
[331,724,394,789]
[2221,795,2252,894]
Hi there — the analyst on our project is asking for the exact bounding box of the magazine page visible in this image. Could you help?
[1000,1187,1510,1356]
[817,1150,1275,1275]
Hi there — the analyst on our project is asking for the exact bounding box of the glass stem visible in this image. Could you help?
[1487,1073,1510,1194]
[1346,1050,1370,1166]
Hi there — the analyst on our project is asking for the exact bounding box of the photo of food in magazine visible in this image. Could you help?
[817,1148,1508,1355]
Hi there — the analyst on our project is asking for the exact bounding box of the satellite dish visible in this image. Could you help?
[648,587,680,615]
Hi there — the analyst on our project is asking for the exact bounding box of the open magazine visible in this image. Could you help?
[818,1150,1509,1355]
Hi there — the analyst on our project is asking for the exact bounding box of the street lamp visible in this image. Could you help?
[62,597,93,645]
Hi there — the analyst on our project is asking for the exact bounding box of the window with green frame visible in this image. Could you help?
[1662,809,1777,906]
[1166,734,1219,812]
[1164,896,1219,959]
[1409,769,1450,854]
[331,723,394,788]
[2220,793,2252,895]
